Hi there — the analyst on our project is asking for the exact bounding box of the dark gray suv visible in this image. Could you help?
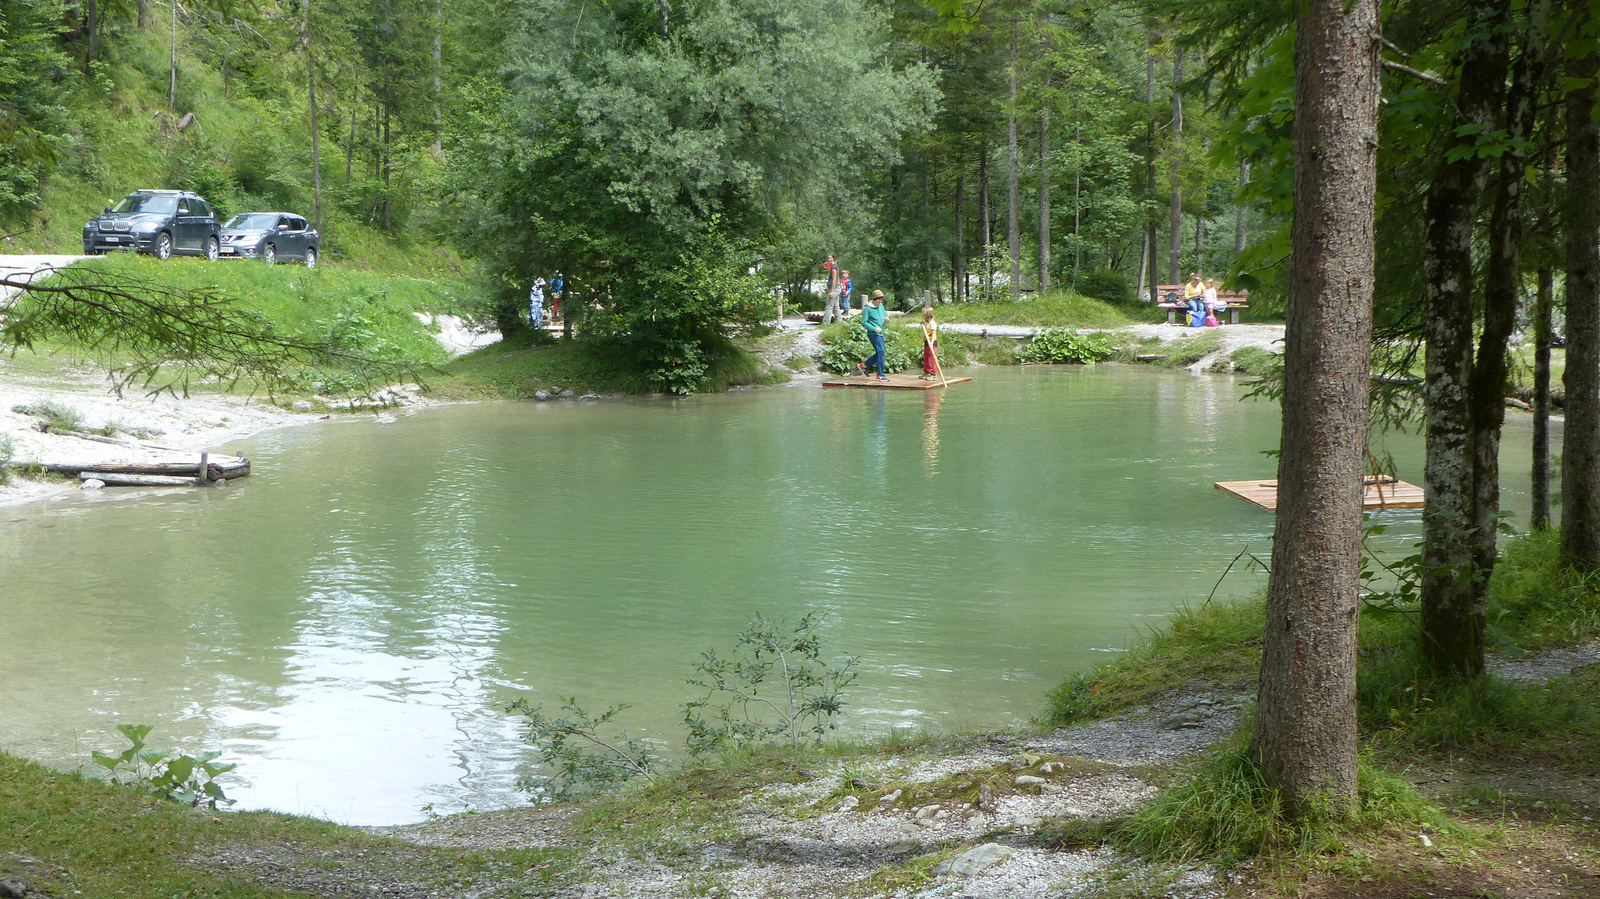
[82,190,221,260]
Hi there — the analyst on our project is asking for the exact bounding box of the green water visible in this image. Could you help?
[0,366,1542,824]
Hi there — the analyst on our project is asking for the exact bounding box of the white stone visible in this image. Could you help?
[79,479,104,490]
[934,843,1015,876]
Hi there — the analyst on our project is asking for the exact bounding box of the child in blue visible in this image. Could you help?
[839,271,853,317]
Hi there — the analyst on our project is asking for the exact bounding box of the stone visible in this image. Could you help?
[291,400,315,413]
[558,389,574,398]
[80,479,105,490]
[836,795,859,812]
[534,390,551,401]
[977,784,995,812]
[934,843,1015,877]
[881,788,902,804]
[1159,712,1206,730]
[0,879,30,898]
[914,805,941,821]
[579,394,600,401]
[1041,783,1064,794]
[1014,775,1046,787]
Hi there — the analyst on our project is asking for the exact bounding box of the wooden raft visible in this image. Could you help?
[822,373,972,390]
[1215,477,1424,512]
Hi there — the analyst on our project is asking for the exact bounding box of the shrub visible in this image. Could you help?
[1073,268,1129,304]
[91,724,235,810]
[11,399,85,432]
[818,322,919,373]
[1016,328,1114,365]
[0,433,12,485]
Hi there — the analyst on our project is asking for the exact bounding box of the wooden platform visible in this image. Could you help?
[1215,477,1424,512]
[822,373,972,390]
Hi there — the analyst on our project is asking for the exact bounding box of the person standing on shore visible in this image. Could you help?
[855,289,889,380]
[529,278,546,329]
[550,271,565,320]
[838,270,853,317]
[822,253,840,323]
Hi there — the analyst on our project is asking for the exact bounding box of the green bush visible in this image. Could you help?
[1016,328,1114,365]
[818,321,919,373]
[0,433,13,485]
[1073,268,1129,304]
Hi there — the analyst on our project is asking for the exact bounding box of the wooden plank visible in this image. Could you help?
[821,374,972,391]
[1214,478,1424,512]
[81,472,202,487]
[38,458,250,478]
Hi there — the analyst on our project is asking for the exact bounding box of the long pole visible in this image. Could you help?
[926,324,949,388]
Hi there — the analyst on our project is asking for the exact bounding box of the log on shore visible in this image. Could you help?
[43,458,250,479]
[79,472,214,487]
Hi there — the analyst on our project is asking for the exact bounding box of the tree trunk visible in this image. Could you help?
[1419,0,1508,678]
[1471,0,1549,590]
[1195,211,1205,277]
[307,0,323,232]
[168,0,178,109]
[1039,107,1051,292]
[345,106,356,188]
[1533,265,1553,530]
[1145,45,1159,301]
[1007,15,1021,298]
[1236,160,1249,258]
[1563,26,1600,566]
[954,166,965,301]
[433,0,444,155]
[1136,231,1149,302]
[1169,48,1183,284]
[981,138,991,298]
[138,0,147,30]
[1252,0,1379,816]
[85,0,97,68]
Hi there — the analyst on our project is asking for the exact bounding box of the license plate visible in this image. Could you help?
[104,236,121,243]
[221,246,236,254]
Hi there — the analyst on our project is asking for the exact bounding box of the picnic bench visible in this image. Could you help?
[1154,283,1250,325]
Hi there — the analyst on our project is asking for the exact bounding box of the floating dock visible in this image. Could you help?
[1214,477,1424,512]
[822,373,972,390]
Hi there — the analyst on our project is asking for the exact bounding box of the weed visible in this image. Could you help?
[508,696,659,800]
[90,724,235,810]
[1016,328,1114,364]
[1228,345,1279,375]
[0,433,12,485]
[12,398,85,432]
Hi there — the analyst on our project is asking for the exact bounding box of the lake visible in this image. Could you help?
[0,366,1545,824]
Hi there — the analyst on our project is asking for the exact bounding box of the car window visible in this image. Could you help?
[177,200,191,215]
[225,213,278,230]
[110,194,178,215]
[292,218,308,231]
[194,200,212,218]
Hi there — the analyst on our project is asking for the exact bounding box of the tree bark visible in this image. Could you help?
[307,0,323,232]
[433,0,444,155]
[1039,107,1051,292]
[1145,43,1159,301]
[1169,48,1183,284]
[1419,0,1509,678]
[169,0,178,109]
[954,165,966,301]
[1007,15,1021,298]
[1252,0,1378,816]
[1533,265,1553,530]
[1563,25,1600,566]
[138,0,147,30]
[85,0,97,68]
[1471,0,1549,589]
[1236,159,1249,258]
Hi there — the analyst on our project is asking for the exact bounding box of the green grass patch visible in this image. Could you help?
[0,751,574,899]
[937,290,1136,329]
[1227,345,1279,375]
[1042,597,1266,726]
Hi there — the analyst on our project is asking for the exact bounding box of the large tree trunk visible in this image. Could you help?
[433,0,444,155]
[1471,0,1549,588]
[85,0,97,68]
[1039,107,1051,292]
[1533,265,1553,530]
[1563,27,1600,566]
[954,166,965,301]
[1252,0,1379,815]
[1168,48,1183,284]
[1007,15,1021,297]
[307,0,323,232]
[1145,46,1159,302]
[169,0,178,109]
[1420,0,1508,679]
[138,0,147,30]
[1236,160,1249,258]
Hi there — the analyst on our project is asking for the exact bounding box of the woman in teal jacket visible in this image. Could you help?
[855,290,889,380]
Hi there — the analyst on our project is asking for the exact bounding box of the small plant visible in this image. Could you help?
[0,433,12,485]
[683,612,859,755]
[508,697,659,799]
[12,399,85,432]
[91,724,236,809]
[1017,328,1114,365]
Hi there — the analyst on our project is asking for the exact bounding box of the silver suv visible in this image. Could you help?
[82,190,221,260]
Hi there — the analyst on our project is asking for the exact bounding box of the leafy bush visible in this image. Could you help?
[91,724,235,810]
[1073,268,1129,304]
[1016,328,1114,364]
[818,321,919,373]
[12,399,85,432]
[683,613,859,755]
[508,697,659,800]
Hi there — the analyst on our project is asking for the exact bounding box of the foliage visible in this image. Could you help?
[11,398,85,432]
[817,321,920,374]
[683,613,860,755]
[1016,328,1113,364]
[90,724,235,810]
[936,291,1133,328]
[508,697,659,800]
[0,433,12,485]
[1072,268,1130,305]
[1115,730,1447,867]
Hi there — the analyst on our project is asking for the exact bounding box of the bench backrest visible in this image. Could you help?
[1153,283,1249,301]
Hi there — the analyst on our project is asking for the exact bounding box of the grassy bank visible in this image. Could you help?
[433,334,789,399]
[934,290,1146,328]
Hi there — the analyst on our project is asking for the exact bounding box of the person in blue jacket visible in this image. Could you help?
[855,290,889,380]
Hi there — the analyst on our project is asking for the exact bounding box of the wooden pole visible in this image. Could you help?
[925,324,949,388]
[198,452,209,486]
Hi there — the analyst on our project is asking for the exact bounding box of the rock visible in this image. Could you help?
[836,795,859,812]
[1039,761,1063,774]
[80,479,104,490]
[887,836,924,852]
[579,394,601,402]
[977,784,995,813]
[1159,712,1207,730]
[934,844,1015,877]
[558,389,574,398]
[534,390,551,401]
[881,788,902,804]
[915,805,942,821]
[1014,775,1046,787]
[1010,816,1042,828]
[291,400,315,413]
[0,879,30,899]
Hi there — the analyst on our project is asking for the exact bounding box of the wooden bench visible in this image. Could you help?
[1154,283,1250,325]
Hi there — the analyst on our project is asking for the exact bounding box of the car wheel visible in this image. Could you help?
[154,232,173,260]
[262,243,277,265]
[303,247,317,268]
[205,237,219,261]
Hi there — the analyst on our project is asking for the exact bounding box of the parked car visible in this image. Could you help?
[82,190,220,260]
[219,212,319,266]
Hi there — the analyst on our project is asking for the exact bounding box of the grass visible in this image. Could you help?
[936,290,1140,329]
[0,751,575,899]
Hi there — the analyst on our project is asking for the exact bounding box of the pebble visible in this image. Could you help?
[558,389,574,398]
[80,479,104,490]
[836,795,859,812]
[1014,775,1046,787]
[534,390,551,400]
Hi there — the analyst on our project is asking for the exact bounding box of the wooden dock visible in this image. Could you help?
[1215,477,1424,512]
[822,373,972,390]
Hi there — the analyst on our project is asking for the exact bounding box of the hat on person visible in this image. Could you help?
[869,289,886,302]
